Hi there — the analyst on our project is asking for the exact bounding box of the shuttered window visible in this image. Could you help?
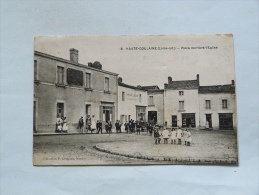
[85,73,91,88]
[57,66,64,84]
[205,100,211,109]
[179,101,184,110]
[104,77,109,91]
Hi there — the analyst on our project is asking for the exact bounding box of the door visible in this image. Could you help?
[219,113,233,130]
[182,113,196,128]
[206,114,212,128]
[148,111,157,124]
[172,115,177,127]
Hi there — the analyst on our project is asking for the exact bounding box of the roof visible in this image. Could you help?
[34,51,118,76]
[140,85,160,90]
[199,84,235,94]
[147,89,164,94]
[166,80,199,90]
[118,82,147,91]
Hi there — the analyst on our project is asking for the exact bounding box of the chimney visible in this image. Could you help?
[232,80,235,85]
[164,83,168,89]
[197,74,200,85]
[118,77,122,83]
[168,76,172,83]
[88,62,93,66]
[70,48,79,63]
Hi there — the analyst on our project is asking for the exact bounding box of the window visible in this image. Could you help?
[179,101,184,110]
[179,91,184,96]
[139,94,142,102]
[34,60,37,80]
[136,106,146,121]
[85,73,91,88]
[57,103,64,117]
[222,99,228,109]
[104,77,109,91]
[122,92,125,101]
[205,100,211,109]
[57,66,64,84]
[149,96,154,105]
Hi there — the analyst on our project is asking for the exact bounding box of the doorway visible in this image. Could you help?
[219,113,233,130]
[172,115,177,127]
[148,111,157,124]
[182,113,196,128]
[103,106,113,123]
[206,114,212,128]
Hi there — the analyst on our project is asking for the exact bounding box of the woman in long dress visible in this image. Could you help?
[62,117,68,133]
[91,115,96,133]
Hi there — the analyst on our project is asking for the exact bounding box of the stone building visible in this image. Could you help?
[118,78,147,131]
[198,81,236,130]
[33,49,118,133]
[164,75,200,128]
[163,74,237,130]
[141,86,164,126]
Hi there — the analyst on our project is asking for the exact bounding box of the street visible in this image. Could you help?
[33,130,238,165]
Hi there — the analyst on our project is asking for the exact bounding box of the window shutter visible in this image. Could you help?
[99,106,103,122]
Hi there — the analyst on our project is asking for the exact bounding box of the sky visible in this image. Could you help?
[35,35,235,88]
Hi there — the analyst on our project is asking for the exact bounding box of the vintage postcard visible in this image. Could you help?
[33,35,238,165]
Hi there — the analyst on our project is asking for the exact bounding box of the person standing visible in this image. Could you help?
[91,115,96,133]
[78,116,84,133]
[86,115,91,133]
[136,122,141,135]
[176,128,183,145]
[115,120,120,133]
[186,130,192,146]
[162,128,170,144]
[154,128,161,144]
[62,117,68,133]
[107,120,112,134]
[183,129,188,145]
[170,128,177,144]
[124,122,129,133]
[96,120,102,134]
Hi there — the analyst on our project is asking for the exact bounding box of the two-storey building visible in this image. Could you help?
[164,75,200,128]
[34,49,118,133]
[118,78,147,131]
[198,81,236,130]
[141,86,164,126]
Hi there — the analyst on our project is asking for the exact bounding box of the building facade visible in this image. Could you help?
[141,86,164,126]
[118,78,147,131]
[198,81,236,130]
[164,75,200,128]
[163,75,237,130]
[34,49,118,133]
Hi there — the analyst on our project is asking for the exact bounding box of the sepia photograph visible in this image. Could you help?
[33,35,238,165]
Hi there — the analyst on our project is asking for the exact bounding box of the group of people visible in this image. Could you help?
[77,115,121,134]
[77,115,102,134]
[154,127,192,146]
[56,115,68,133]
[124,119,147,134]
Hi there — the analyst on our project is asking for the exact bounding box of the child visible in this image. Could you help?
[176,128,183,145]
[154,129,161,144]
[62,117,68,133]
[162,128,170,144]
[183,129,188,145]
[136,123,141,135]
[170,128,177,144]
[186,130,192,146]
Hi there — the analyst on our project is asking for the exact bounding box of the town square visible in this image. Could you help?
[33,35,238,165]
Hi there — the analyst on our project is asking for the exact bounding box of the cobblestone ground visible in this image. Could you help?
[33,130,238,165]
